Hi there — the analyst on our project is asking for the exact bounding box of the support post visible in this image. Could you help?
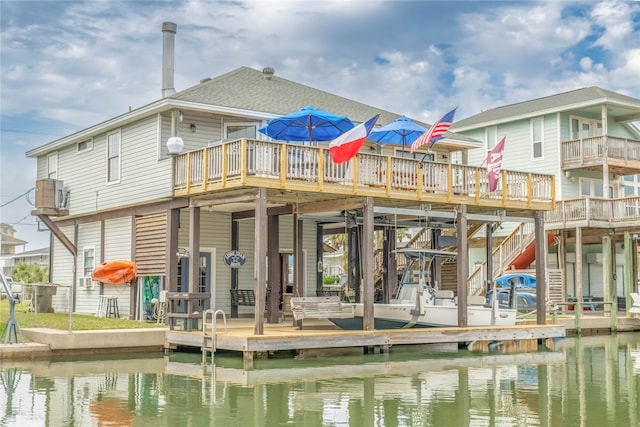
[575,226,583,334]
[254,188,267,335]
[166,208,180,293]
[624,232,635,315]
[230,220,239,318]
[456,205,468,327]
[293,213,304,328]
[362,197,375,330]
[534,210,547,325]
[602,233,617,331]
[267,214,280,323]
[188,206,201,296]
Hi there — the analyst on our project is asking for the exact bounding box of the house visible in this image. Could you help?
[1,247,50,280]
[451,87,640,314]
[0,223,26,256]
[25,23,554,329]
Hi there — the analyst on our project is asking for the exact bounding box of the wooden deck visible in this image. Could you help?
[173,139,555,212]
[165,318,566,365]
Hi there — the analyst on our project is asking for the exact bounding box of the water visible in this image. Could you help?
[1,334,639,426]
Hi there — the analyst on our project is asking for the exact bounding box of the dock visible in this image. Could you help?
[165,318,566,366]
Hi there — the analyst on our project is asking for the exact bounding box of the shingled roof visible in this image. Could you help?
[452,87,640,130]
[171,66,478,144]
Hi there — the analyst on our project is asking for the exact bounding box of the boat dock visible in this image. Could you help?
[165,318,566,366]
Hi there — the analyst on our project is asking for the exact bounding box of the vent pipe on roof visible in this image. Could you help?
[262,67,274,80]
[162,22,177,98]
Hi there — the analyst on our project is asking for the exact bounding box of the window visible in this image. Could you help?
[83,248,95,278]
[531,118,543,159]
[395,148,432,161]
[485,126,497,151]
[570,116,602,139]
[224,122,257,140]
[47,152,58,179]
[77,138,93,153]
[107,131,121,183]
[580,178,613,198]
[623,175,640,196]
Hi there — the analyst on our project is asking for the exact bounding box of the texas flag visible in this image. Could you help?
[329,115,380,164]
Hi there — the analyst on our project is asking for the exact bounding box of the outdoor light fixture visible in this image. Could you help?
[166,136,184,155]
[190,123,197,133]
[176,248,190,258]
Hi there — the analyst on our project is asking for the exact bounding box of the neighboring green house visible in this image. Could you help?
[451,87,640,312]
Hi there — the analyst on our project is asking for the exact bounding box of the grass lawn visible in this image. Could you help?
[0,299,163,336]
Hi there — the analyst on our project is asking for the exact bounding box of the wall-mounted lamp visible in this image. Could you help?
[190,123,197,133]
[166,136,184,155]
[564,171,572,178]
[176,247,190,258]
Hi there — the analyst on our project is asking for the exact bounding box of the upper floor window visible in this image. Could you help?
[107,131,121,183]
[485,126,497,151]
[77,138,93,153]
[531,118,543,159]
[225,122,257,140]
[570,116,602,139]
[47,152,58,179]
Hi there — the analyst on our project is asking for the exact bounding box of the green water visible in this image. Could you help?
[0,334,638,426]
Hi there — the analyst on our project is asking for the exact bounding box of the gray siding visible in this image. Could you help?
[37,116,174,216]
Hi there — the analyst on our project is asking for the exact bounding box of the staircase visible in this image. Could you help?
[467,222,536,296]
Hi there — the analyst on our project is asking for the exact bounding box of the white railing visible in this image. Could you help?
[546,196,640,225]
[561,135,640,166]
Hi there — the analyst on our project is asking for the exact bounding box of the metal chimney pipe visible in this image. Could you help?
[161,22,177,98]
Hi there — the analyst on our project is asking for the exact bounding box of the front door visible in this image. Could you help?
[176,252,211,313]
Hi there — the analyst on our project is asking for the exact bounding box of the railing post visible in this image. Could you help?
[318,148,325,191]
[221,143,228,188]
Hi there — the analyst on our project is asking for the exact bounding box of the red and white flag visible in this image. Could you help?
[329,115,379,164]
[486,136,506,191]
[410,107,457,153]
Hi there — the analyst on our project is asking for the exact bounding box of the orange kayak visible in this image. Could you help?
[92,260,137,284]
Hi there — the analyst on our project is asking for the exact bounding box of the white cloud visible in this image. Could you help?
[591,0,638,50]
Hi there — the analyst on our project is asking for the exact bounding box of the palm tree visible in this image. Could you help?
[11,263,49,284]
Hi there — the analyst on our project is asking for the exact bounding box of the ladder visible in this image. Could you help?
[201,309,227,363]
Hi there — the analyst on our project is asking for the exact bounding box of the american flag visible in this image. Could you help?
[409,107,457,153]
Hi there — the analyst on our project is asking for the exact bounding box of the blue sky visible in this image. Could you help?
[1,0,639,250]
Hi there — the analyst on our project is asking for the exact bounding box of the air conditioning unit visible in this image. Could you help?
[35,179,69,209]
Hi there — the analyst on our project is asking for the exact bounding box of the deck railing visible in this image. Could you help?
[561,135,640,167]
[545,196,640,226]
[174,139,555,208]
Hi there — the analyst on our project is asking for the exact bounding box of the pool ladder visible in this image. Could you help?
[202,309,227,362]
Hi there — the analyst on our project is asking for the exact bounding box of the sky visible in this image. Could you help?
[1,0,639,251]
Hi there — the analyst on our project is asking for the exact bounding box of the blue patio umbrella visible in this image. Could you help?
[368,116,426,151]
[258,105,354,142]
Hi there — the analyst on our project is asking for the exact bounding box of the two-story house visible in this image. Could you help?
[25,23,555,330]
[452,87,640,314]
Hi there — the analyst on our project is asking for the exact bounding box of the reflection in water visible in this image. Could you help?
[0,334,638,426]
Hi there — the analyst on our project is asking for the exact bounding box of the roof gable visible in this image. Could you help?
[452,87,640,130]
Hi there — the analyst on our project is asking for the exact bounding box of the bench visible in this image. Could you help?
[230,289,256,306]
[290,296,354,321]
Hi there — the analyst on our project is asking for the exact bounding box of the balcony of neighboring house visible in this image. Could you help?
[172,138,555,212]
[561,135,640,176]
[545,196,640,230]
